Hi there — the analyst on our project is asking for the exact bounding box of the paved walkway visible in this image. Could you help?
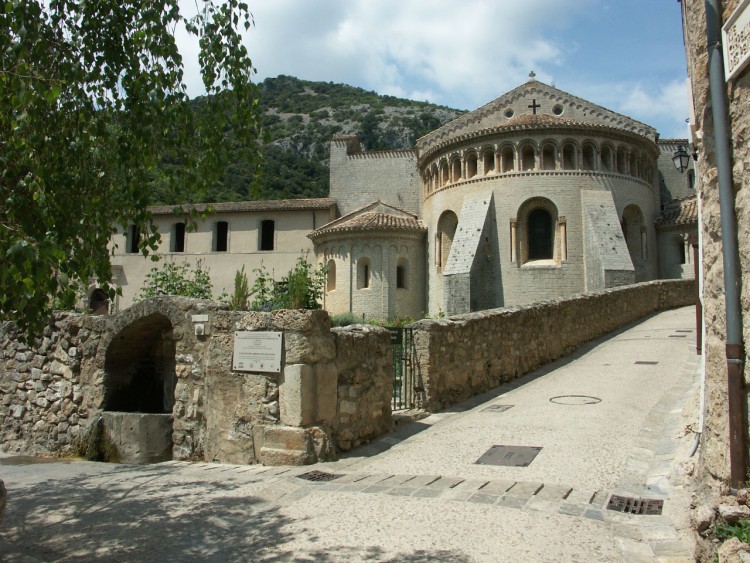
[0,306,701,562]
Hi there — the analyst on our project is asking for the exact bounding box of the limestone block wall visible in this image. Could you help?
[331,325,393,451]
[0,299,393,465]
[411,279,695,411]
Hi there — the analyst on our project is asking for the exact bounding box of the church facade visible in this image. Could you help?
[111,78,696,319]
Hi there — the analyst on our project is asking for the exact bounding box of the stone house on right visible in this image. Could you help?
[680,0,750,489]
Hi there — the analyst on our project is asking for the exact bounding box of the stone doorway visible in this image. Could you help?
[102,313,177,463]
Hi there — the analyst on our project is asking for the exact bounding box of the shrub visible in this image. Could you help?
[138,261,213,301]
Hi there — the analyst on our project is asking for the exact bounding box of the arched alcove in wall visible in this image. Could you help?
[436,210,458,271]
[103,313,176,414]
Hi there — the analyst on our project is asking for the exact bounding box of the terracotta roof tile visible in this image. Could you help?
[148,198,335,215]
[310,212,425,240]
[656,195,698,228]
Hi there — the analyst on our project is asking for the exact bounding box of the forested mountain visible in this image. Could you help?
[187,76,465,203]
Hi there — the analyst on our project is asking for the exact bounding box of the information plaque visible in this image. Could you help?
[232,331,283,373]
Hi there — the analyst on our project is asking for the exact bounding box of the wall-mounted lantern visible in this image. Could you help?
[672,144,690,173]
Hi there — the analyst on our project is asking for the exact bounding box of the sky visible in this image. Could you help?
[181,0,690,139]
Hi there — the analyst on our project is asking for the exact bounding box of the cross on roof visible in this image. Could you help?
[528,99,541,114]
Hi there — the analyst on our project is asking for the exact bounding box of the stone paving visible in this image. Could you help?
[0,307,701,562]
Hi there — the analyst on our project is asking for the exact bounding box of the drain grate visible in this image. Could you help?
[634,361,659,365]
[475,445,542,467]
[607,494,664,515]
[482,404,514,413]
[297,470,343,482]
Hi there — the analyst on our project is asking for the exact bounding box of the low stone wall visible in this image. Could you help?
[0,299,393,465]
[411,279,695,411]
[331,325,393,451]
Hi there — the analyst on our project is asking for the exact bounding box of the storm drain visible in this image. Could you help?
[607,494,664,515]
[634,361,659,365]
[482,404,514,413]
[297,470,343,482]
[475,445,542,467]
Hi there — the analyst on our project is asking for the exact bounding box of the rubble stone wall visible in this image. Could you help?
[411,279,695,411]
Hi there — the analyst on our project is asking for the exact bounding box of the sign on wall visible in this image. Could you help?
[232,331,283,373]
[723,0,750,82]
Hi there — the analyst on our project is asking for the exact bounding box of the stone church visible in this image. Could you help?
[111,77,696,320]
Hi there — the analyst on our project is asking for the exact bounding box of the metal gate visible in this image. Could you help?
[388,327,421,410]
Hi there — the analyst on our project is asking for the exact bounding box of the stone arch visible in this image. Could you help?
[541,141,557,171]
[103,313,176,414]
[439,159,450,186]
[482,148,496,175]
[601,143,615,172]
[562,141,577,170]
[616,146,628,174]
[466,151,478,178]
[450,156,461,183]
[500,144,515,173]
[436,210,458,271]
[520,142,537,171]
[326,258,336,291]
[582,142,597,170]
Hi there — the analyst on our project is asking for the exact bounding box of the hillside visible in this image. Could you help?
[194,76,465,203]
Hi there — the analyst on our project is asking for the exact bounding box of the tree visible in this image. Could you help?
[0,0,262,338]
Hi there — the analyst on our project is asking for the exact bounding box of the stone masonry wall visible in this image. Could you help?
[411,279,695,412]
[0,298,393,465]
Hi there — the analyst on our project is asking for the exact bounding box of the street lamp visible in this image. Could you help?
[672,144,690,173]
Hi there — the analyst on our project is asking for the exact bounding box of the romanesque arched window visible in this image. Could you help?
[357,257,371,289]
[483,150,495,175]
[500,145,514,173]
[450,158,461,183]
[601,145,614,172]
[466,152,478,178]
[527,209,553,259]
[582,143,596,170]
[436,210,458,271]
[616,147,627,174]
[396,257,408,289]
[326,259,336,291]
[562,143,576,170]
[440,160,449,186]
[521,143,536,171]
[541,142,556,171]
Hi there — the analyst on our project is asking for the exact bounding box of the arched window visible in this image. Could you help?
[451,158,461,183]
[260,219,274,251]
[436,210,458,271]
[127,225,140,254]
[466,153,478,178]
[326,259,336,291]
[527,209,553,260]
[357,258,371,289]
[396,258,408,289]
[501,145,514,172]
[541,143,556,171]
[213,221,228,252]
[582,143,596,170]
[440,161,449,186]
[483,150,495,175]
[521,143,536,171]
[616,147,627,174]
[601,145,614,172]
[562,143,576,170]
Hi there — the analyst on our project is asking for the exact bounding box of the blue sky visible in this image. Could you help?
[182,0,689,139]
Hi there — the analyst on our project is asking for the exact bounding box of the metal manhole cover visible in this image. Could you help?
[475,445,542,467]
[607,494,664,515]
[297,470,343,482]
[482,404,514,413]
[634,361,659,365]
[549,395,601,405]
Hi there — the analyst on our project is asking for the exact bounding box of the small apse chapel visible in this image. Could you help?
[111,77,696,319]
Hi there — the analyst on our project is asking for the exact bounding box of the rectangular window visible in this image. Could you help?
[127,225,140,254]
[172,222,185,253]
[214,221,228,252]
[260,219,275,251]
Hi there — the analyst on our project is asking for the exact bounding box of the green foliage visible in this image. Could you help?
[250,256,326,311]
[330,312,366,327]
[228,266,250,311]
[1,0,262,339]
[138,262,213,301]
[713,520,750,544]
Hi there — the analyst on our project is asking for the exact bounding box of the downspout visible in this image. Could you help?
[705,0,747,487]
